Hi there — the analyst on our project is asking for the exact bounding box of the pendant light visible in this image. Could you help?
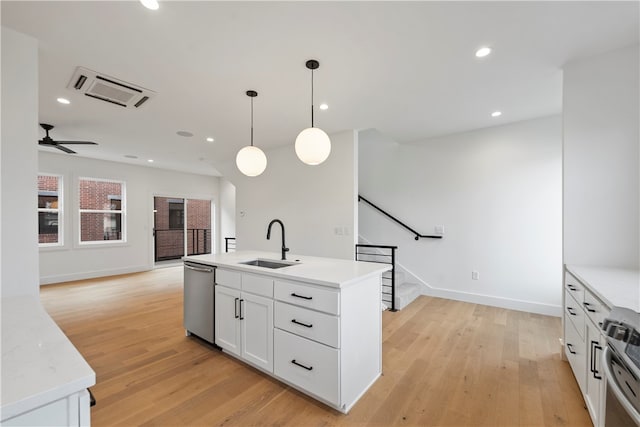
[295,59,331,166]
[236,90,267,177]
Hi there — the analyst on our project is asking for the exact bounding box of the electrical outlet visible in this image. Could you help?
[334,227,343,235]
[435,225,444,235]
[472,271,479,280]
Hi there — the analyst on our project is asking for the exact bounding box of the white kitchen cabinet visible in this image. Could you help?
[215,285,241,356]
[215,268,274,373]
[184,251,390,414]
[585,320,605,425]
[563,269,608,427]
[3,390,90,427]
[240,292,274,372]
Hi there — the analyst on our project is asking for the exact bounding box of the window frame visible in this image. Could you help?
[38,173,64,247]
[77,177,127,246]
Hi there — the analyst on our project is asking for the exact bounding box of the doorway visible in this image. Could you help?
[153,196,212,263]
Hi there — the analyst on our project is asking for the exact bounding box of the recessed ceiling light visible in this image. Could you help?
[140,0,159,10]
[319,103,329,110]
[475,47,492,58]
[491,111,502,117]
[176,131,193,137]
[206,137,214,142]
[147,159,154,163]
[57,97,70,105]
[124,154,138,159]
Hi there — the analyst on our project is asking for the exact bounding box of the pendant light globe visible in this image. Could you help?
[296,59,331,166]
[236,90,267,177]
[236,145,267,177]
[295,127,331,165]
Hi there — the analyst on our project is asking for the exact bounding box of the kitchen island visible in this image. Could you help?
[1,296,95,426]
[183,251,391,414]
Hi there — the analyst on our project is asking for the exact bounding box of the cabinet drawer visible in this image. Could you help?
[565,272,585,303]
[274,280,340,315]
[242,273,274,298]
[275,301,340,348]
[216,269,241,289]
[583,290,608,329]
[564,316,586,395]
[565,290,585,340]
[274,329,339,406]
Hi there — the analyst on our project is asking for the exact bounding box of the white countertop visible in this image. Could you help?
[183,251,392,288]
[566,265,640,313]
[1,296,96,421]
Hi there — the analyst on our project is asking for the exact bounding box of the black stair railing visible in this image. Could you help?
[355,244,398,311]
[358,195,443,240]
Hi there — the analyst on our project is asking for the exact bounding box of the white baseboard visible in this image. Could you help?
[357,235,562,317]
[399,263,562,317]
[39,264,151,285]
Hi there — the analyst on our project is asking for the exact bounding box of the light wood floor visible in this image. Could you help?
[40,267,591,426]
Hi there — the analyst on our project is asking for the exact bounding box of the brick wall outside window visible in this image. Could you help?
[154,197,211,261]
[38,174,61,244]
[79,179,124,242]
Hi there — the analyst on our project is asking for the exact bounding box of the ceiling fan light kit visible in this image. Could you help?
[295,59,331,166]
[236,90,267,177]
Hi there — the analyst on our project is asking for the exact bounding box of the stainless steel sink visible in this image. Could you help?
[240,259,297,269]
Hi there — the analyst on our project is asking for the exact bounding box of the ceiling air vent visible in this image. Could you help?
[66,66,156,108]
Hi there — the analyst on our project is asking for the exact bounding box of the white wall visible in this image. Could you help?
[563,45,640,269]
[218,130,358,260]
[219,178,236,251]
[39,152,219,284]
[1,28,40,297]
[359,116,563,315]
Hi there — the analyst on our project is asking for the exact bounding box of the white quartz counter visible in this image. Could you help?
[1,296,95,421]
[183,251,391,288]
[566,265,640,313]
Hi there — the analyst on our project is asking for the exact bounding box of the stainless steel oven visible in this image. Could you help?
[602,307,640,426]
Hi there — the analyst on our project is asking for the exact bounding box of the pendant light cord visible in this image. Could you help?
[250,96,254,147]
[311,68,315,128]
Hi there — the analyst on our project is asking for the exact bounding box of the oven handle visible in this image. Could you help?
[602,346,640,424]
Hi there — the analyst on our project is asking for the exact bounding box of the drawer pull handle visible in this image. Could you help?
[583,302,596,313]
[291,359,313,371]
[291,319,313,328]
[567,307,577,316]
[567,343,576,355]
[234,298,239,319]
[291,293,313,300]
[567,284,578,291]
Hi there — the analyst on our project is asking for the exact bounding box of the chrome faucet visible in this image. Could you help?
[267,219,289,260]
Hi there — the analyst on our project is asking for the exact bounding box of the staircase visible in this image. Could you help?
[355,244,421,311]
[392,270,421,311]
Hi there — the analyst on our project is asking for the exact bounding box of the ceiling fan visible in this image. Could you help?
[38,123,98,154]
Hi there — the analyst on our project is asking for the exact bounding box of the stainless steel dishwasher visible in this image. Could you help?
[183,261,215,344]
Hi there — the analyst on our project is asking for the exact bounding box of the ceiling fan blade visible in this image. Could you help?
[55,145,77,154]
[55,141,98,145]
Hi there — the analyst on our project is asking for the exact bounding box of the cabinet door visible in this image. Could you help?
[215,286,241,356]
[564,314,587,395]
[241,292,274,373]
[585,320,605,426]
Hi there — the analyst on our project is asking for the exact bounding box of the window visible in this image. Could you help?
[168,199,184,230]
[79,178,126,243]
[38,174,62,246]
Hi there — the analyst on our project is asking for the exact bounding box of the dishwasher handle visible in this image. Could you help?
[184,263,214,274]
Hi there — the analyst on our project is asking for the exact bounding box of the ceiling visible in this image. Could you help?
[2,1,638,177]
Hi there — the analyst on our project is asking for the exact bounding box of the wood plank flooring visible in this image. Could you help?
[39,267,592,426]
